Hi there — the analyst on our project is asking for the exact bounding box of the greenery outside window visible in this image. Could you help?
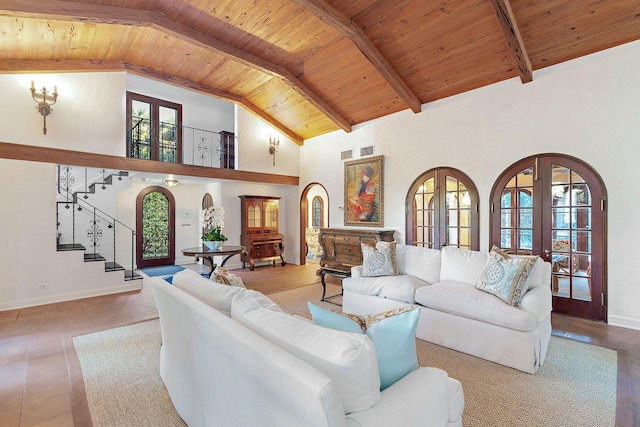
[126,92,183,163]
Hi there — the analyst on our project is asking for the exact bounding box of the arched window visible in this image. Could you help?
[312,196,324,228]
[406,167,479,250]
[489,154,607,321]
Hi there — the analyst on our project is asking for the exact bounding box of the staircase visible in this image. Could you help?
[56,165,142,281]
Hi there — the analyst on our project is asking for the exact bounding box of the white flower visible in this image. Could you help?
[202,206,225,230]
[201,206,227,241]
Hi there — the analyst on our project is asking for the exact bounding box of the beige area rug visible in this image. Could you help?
[74,284,617,427]
[73,320,187,427]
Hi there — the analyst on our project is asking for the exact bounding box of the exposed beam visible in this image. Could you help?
[488,0,533,83]
[0,59,305,145]
[0,0,352,133]
[0,142,300,186]
[290,0,422,113]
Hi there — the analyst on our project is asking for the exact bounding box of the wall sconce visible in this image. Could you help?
[30,81,58,135]
[269,135,280,166]
[164,179,179,187]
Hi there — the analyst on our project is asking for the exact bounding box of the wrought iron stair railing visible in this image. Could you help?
[56,165,141,281]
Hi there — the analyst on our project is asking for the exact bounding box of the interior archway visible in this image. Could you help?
[299,183,329,265]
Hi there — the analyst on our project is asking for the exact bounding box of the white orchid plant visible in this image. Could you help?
[201,206,228,241]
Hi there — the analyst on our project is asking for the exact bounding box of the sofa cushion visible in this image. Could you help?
[231,292,381,414]
[361,241,399,277]
[440,246,488,286]
[394,244,441,284]
[171,269,244,316]
[511,255,547,290]
[476,249,537,306]
[307,303,420,391]
[414,282,537,332]
[210,267,246,288]
[342,274,430,304]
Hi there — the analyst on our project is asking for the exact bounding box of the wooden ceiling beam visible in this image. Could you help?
[0,142,300,186]
[290,0,422,113]
[0,58,305,145]
[0,0,351,134]
[488,0,533,83]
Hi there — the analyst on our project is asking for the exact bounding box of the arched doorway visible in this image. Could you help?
[300,183,329,265]
[136,186,176,268]
[490,154,607,321]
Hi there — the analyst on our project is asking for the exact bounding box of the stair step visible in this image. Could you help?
[105,262,125,272]
[58,243,86,251]
[84,253,107,262]
[125,270,143,281]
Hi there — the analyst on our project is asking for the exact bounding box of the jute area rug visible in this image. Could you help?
[73,283,617,427]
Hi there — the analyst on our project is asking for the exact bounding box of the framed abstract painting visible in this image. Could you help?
[344,155,384,227]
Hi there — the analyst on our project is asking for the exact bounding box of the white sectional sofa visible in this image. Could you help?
[152,269,465,427]
[342,245,553,374]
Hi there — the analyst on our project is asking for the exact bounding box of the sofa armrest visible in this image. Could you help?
[345,367,452,427]
[520,285,552,322]
[351,265,364,278]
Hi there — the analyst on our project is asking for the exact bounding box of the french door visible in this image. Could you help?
[490,154,607,320]
[126,92,183,163]
[136,186,176,268]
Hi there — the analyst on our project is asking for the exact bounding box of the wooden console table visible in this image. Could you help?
[318,228,395,273]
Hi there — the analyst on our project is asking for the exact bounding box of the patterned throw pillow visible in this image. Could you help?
[361,241,399,277]
[211,267,246,288]
[476,247,536,306]
[308,302,419,390]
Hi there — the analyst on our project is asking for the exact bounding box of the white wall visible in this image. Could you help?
[0,71,301,310]
[300,39,640,330]
[0,72,126,154]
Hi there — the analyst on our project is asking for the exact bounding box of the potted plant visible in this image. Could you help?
[201,206,228,250]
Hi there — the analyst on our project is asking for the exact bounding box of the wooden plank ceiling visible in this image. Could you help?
[1,0,639,144]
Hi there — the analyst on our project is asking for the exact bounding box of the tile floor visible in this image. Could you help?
[0,263,638,426]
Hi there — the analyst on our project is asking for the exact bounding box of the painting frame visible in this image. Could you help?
[344,155,384,227]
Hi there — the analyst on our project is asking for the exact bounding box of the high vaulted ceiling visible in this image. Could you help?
[1,0,639,144]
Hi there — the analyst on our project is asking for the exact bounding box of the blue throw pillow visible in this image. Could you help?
[307,302,420,390]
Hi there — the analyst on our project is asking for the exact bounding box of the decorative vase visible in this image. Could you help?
[203,240,223,251]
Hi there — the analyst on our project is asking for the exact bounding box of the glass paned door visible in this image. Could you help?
[136,187,175,268]
[548,165,594,303]
[127,92,182,164]
[158,106,178,162]
[499,167,534,254]
[491,155,606,320]
[130,99,152,160]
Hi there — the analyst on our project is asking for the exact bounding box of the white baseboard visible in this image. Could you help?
[0,282,143,311]
[607,314,640,331]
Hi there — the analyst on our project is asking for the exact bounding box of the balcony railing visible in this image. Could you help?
[127,117,236,169]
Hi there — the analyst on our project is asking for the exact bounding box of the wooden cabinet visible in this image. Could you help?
[239,196,285,271]
[319,228,395,273]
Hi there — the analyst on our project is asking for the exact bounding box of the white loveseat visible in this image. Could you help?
[342,245,552,374]
[152,270,465,427]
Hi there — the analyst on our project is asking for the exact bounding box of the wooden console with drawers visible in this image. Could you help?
[318,228,395,273]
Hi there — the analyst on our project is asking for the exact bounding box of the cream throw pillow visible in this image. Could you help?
[361,241,399,277]
[211,267,246,288]
[476,247,536,306]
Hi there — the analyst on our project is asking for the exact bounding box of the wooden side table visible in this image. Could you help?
[320,267,350,305]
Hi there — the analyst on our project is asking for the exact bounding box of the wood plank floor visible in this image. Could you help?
[0,263,637,426]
